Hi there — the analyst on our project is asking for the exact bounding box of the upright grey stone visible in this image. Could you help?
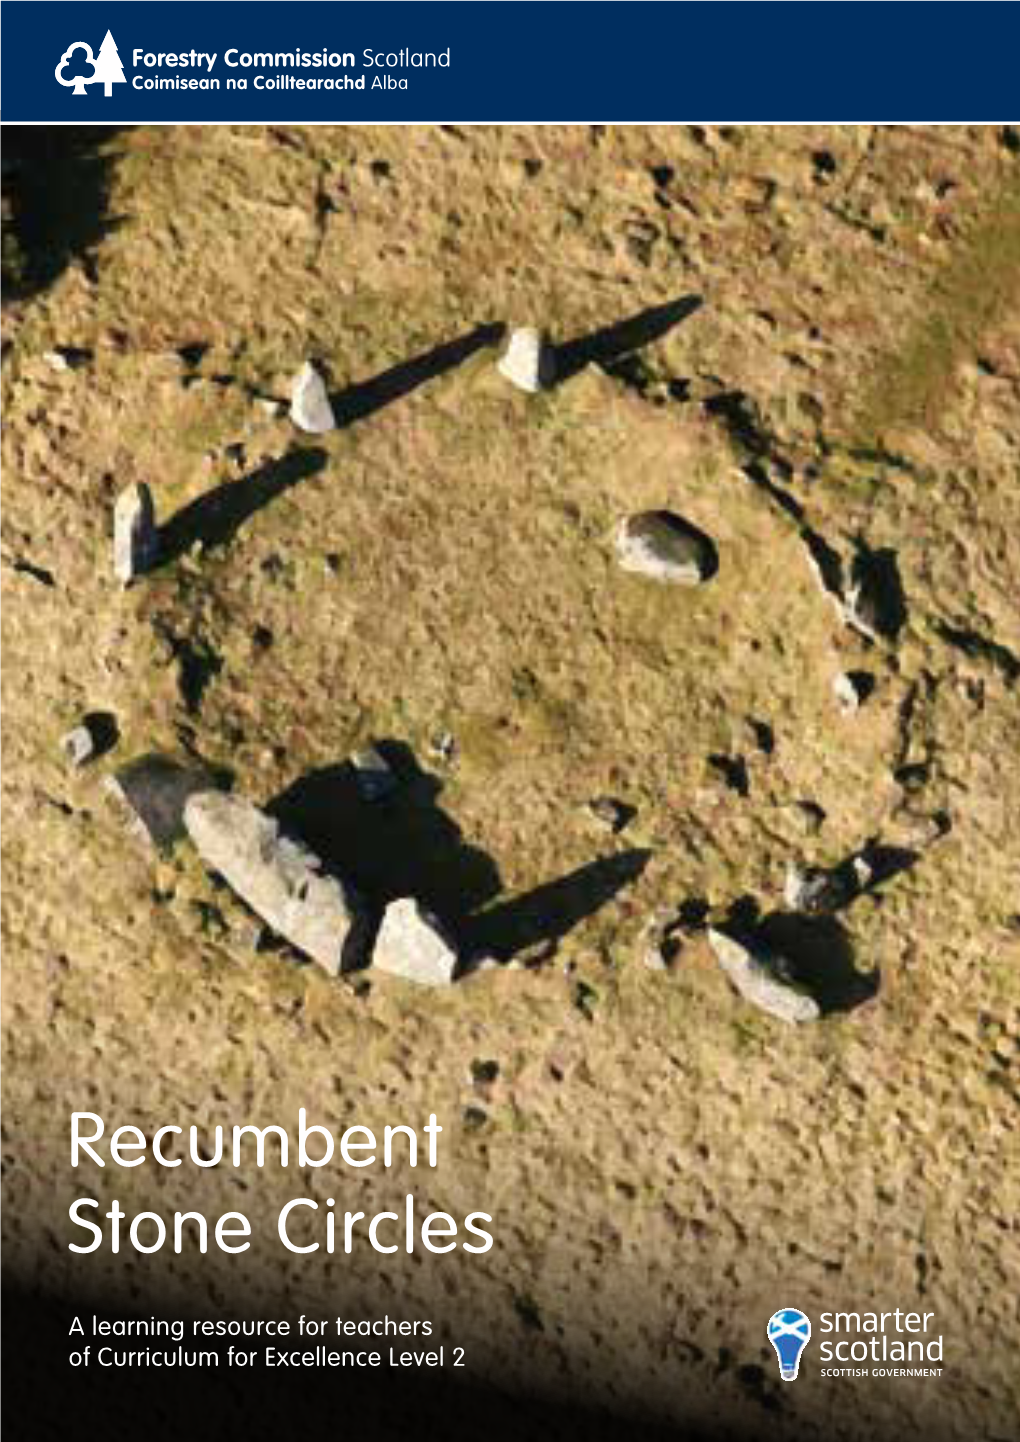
[113,483,159,584]
[371,898,458,986]
[497,327,556,393]
[708,927,820,1023]
[290,361,335,434]
[615,511,716,584]
[184,791,364,976]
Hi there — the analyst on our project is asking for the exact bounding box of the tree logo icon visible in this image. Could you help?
[55,30,126,97]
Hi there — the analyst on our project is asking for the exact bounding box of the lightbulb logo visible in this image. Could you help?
[768,1307,811,1381]
[55,31,127,97]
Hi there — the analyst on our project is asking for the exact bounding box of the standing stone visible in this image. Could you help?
[371,898,458,986]
[708,927,820,1023]
[184,791,364,977]
[113,483,159,584]
[497,327,556,393]
[290,361,336,433]
[615,511,716,584]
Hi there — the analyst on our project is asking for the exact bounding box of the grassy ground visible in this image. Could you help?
[2,125,1019,1439]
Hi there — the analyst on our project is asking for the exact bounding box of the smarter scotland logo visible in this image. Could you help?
[768,1307,811,1381]
[55,31,127,96]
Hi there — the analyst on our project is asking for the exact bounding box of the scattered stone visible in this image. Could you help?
[615,511,717,585]
[105,754,213,849]
[497,326,556,393]
[851,855,874,890]
[185,790,365,977]
[586,796,635,834]
[833,670,873,712]
[784,856,870,913]
[640,908,682,971]
[428,731,457,765]
[61,712,118,768]
[255,396,286,418]
[113,483,159,584]
[62,726,96,767]
[42,350,70,372]
[371,898,458,986]
[290,361,336,433]
[708,927,821,1023]
[351,745,398,802]
[887,809,950,851]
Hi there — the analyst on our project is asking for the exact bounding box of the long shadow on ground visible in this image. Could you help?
[268,741,649,965]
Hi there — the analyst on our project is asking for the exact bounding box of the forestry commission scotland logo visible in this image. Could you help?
[768,1307,811,1381]
[55,31,126,96]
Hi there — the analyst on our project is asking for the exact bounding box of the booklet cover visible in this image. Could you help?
[2,4,1018,1440]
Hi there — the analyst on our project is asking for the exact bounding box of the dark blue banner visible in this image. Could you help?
[2,1,1019,123]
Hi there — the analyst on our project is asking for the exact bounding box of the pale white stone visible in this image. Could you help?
[290,362,336,433]
[497,327,555,393]
[708,927,820,1023]
[185,791,363,976]
[372,898,458,986]
[113,483,158,584]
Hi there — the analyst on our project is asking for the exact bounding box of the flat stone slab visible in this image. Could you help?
[105,754,213,848]
[371,898,458,986]
[184,791,363,976]
[708,927,820,1023]
[290,361,336,434]
[615,511,717,584]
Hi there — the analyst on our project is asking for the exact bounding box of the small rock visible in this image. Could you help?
[615,511,716,585]
[105,754,213,849]
[497,326,556,393]
[851,855,874,890]
[783,859,857,914]
[62,725,96,767]
[351,745,398,802]
[255,396,286,418]
[833,670,873,712]
[586,796,635,834]
[185,791,365,976]
[113,483,159,584]
[708,927,820,1023]
[371,898,458,986]
[61,712,118,768]
[428,731,457,765]
[885,809,950,851]
[42,350,70,372]
[290,361,336,433]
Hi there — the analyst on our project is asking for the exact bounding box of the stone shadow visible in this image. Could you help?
[157,447,329,564]
[268,742,650,966]
[268,742,501,927]
[329,323,505,426]
[460,849,651,964]
[754,911,879,1015]
[1,125,130,300]
[552,294,703,385]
